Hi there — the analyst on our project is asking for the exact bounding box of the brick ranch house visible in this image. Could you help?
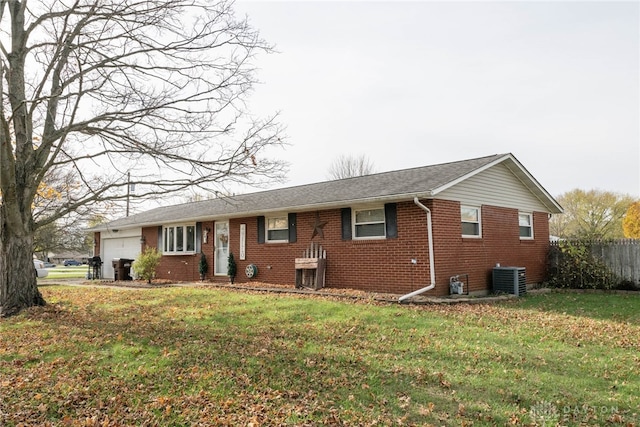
[91,153,563,299]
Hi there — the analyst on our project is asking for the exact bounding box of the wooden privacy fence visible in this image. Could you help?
[550,239,640,287]
[589,239,640,286]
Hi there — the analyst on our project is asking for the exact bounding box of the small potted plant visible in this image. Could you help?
[228,252,237,284]
[198,252,208,281]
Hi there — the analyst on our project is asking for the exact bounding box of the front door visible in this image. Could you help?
[214,221,229,276]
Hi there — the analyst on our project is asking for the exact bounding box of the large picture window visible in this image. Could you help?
[461,206,481,237]
[353,207,386,239]
[163,224,196,254]
[519,212,533,239]
[267,216,289,242]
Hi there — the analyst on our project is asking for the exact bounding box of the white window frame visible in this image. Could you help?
[461,206,482,238]
[266,215,289,243]
[353,206,386,240]
[163,224,196,255]
[519,212,534,240]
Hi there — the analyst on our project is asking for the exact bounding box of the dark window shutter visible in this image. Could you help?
[288,213,297,243]
[196,222,202,253]
[385,203,398,239]
[157,226,163,250]
[341,208,352,240]
[257,216,265,244]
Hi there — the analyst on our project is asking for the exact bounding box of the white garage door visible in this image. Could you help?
[102,237,142,279]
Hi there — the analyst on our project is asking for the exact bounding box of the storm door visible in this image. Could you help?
[214,221,229,276]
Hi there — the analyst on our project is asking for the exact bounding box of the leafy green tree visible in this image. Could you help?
[132,248,162,284]
[622,201,640,238]
[550,189,635,239]
[0,1,285,316]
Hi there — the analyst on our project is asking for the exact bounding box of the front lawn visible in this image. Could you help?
[1,287,637,426]
[41,265,89,280]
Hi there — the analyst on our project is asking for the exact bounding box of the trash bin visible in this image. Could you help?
[112,258,134,281]
[121,258,133,281]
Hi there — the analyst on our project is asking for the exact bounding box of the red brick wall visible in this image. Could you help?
[147,222,217,282]
[224,206,432,294]
[93,233,101,256]
[142,200,550,296]
[430,200,549,294]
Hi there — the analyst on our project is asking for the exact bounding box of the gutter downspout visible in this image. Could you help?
[399,197,436,302]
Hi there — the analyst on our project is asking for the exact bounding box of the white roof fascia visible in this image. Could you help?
[92,192,436,233]
[255,192,435,215]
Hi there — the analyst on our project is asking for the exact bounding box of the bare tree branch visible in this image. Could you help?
[0,0,287,315]
[327,154,377,180]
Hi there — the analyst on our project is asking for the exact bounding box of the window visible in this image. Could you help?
[163,224,196,254]
[257,214,296,244]
[267,216,289,242]
[519,212,533,239]
[353,207,386,239]
[341,204,397,240]
[461,206,481,237]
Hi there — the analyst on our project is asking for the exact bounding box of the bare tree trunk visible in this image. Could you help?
[0,1,286,316]
[0,225,45,317]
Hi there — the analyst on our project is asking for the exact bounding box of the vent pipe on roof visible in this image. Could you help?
[399,197,436,302]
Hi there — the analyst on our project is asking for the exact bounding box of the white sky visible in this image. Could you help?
[232,0,640,199]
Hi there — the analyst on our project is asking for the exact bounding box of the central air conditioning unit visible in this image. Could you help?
[492,267,526,296]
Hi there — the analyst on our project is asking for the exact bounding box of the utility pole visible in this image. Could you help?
[126,172,130,217]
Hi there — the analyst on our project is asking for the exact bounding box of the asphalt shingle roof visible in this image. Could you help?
[96,153,557,231]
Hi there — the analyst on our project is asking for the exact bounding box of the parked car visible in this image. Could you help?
[44,262,56,268]
[34,259,49,278]
[63,259,82,266]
